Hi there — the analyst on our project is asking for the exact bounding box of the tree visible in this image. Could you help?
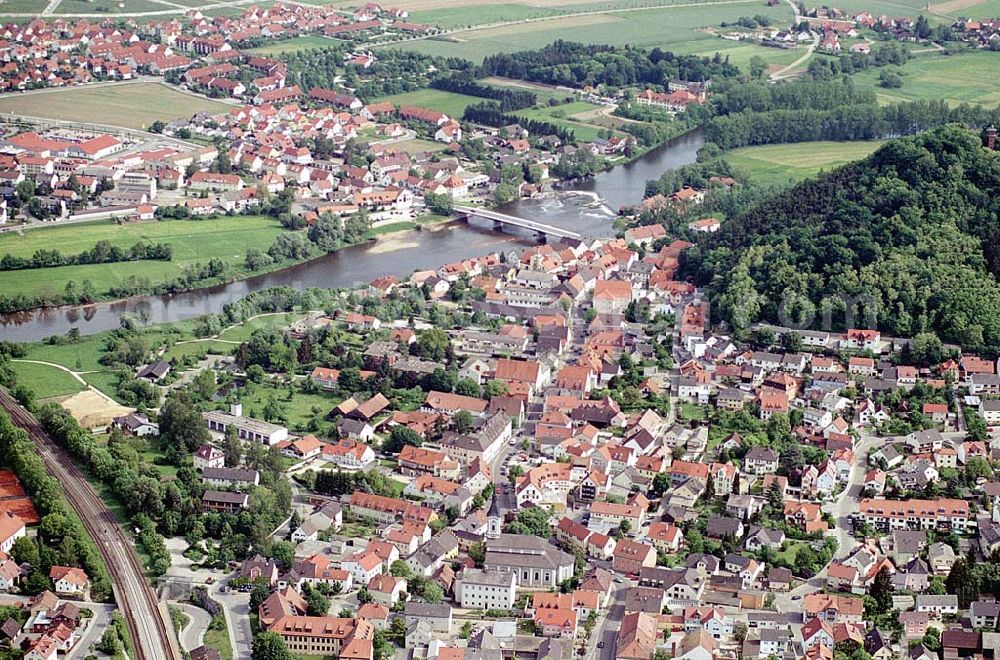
[417,329,450,362]
[252,631,293,660]
[946,557,978,608]
[651,472,671,497]
[304,584,331,616]
[357,587,374,604]
[922,628,941,651]
[493,183,517,206]
[879,70,903,88]
[422,581,444,603]
[96,625,122,655]
[223,427,243,468]
[869,566,893,614]
[390,560,413,578]
[424,192,454,216]
[507,464,524,487]
[453,410,474,434]
[504,505,549,536]
[383,425,422,454]
[250,582,272,613]
[10,536,39,566]
[159,393,210,458]
[484,380,508,398]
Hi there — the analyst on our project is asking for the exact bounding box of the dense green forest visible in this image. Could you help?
[479,40,741,88]
[681,125,1000,355]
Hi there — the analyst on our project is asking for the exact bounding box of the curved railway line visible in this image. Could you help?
[0,389,180,660]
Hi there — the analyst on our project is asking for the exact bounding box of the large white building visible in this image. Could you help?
[203,403,289,445]
[456,569,517,610]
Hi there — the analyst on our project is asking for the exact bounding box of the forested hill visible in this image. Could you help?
[682,125,1000,355]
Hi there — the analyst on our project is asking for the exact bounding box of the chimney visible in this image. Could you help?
[988,126,997,151]
[230,402,243,417]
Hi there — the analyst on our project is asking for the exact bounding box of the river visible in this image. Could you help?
[0,129,705,342]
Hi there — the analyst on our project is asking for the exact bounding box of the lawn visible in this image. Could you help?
[0,215,290,304]
[248,35,338,55]
[386,137,448,153]
[724,140,885,187]
[161,340,239,362]
[19,338,106,374]
[370,221,417,235]
[9,361,86,399]
[236,382,344,432]
[678,402,708,421]
[81,371,121,401]
[1,0,50,11]
[0,82,232,129]
[776,540,810,564]
[216,312,308,342]
[379,1,793,62]
[849,51,1000,108]
[202,618,233,660]
[379,88,483,118]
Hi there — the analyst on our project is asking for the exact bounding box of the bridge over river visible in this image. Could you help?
[454,205,583,241]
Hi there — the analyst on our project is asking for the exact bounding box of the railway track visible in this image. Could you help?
[0,390,180,660]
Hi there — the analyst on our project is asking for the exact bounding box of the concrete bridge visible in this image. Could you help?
[454,205,583,241]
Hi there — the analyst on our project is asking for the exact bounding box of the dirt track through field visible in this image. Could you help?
[343,0,680,9]
[928,0,982,14]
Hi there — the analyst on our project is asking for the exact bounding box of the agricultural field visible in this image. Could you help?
[53,0,179,14]
[407,3,566,28]
[0,0,50,12]
[849,51,1000,108]
[0,215,289,303]
[667,38,805,71]
[248,34,338,55]
[511,100,610,141]
[724,140,885,187]
[929,0,1000,17]
[378,88,484,118]
[0,82,232,129]
[378,1,794,62]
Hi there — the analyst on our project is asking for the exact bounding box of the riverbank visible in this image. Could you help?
[0,213,460,317]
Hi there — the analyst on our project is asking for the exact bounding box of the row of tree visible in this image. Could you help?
[0,406,113,599]
[430,75,536,112]
[0,241,172,272]
[479,40,741,89]
[462,101,576,143]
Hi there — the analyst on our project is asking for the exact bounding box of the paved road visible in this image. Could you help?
[772,432,880,612]
[586,579,629,660]
[174,603,214,653]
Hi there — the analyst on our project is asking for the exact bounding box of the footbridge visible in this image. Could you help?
[454,205,583,241]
